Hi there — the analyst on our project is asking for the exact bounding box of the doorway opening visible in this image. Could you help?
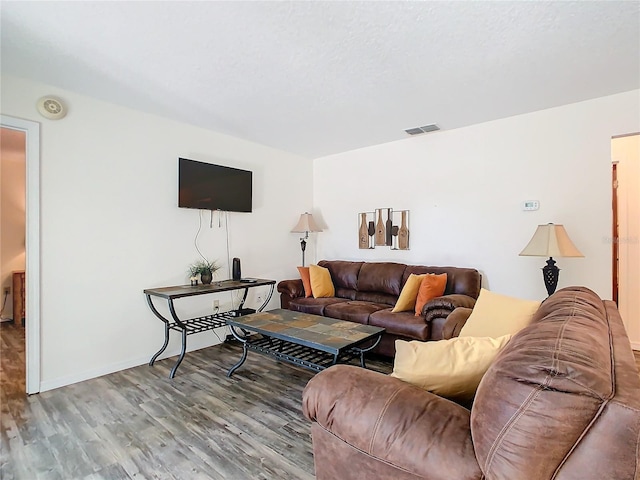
[0,115,41,394]
[612,161,618,304]
[0,127,27,397]
[611,133,640,350]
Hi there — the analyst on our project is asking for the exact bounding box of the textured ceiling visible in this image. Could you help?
[1,1,639,159]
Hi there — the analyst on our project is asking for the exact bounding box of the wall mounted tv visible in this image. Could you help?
[178,158,252,212]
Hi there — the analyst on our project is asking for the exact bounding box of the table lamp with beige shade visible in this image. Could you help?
[519,223,584,296]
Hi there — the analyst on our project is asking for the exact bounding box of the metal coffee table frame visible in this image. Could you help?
[226,310,384,377]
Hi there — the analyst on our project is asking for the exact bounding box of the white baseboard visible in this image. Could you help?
[39,338,225,393]
[631,342,640,351]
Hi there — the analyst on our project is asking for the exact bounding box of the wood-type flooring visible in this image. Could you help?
[0,322,392,480]
[2,322,640,480]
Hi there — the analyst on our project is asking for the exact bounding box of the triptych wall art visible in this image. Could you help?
[358,208,409,250]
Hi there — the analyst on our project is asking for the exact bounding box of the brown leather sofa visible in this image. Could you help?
[302,286,640,480]
[277,260,482,357]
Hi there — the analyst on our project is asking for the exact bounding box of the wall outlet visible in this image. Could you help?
[213,300,220,309]
[3,287,9,295]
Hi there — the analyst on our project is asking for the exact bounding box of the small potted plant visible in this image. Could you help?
[188,259,221,285]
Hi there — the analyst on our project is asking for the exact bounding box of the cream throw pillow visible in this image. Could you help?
[391,335,512,402]
[391,273,427,313]
[309,264,335,298]
[459,288,541,338]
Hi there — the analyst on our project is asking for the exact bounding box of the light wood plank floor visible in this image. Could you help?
[2,322,640,480]
[0,322,392,480]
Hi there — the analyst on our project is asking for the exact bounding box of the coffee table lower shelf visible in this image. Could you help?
[231,335,367,375]
[226,309,385,377]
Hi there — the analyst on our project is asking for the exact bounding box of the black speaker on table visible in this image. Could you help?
[232,258,241,281]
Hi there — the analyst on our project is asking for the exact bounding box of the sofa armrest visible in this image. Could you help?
[442,307,473,339]
[302,365,482,480]
[277,279,305,298]
[422,294,477,322]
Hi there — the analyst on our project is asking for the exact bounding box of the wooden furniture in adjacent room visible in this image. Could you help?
[12,270,25,326]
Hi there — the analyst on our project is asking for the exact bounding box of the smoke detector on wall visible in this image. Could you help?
[36,96,67,120]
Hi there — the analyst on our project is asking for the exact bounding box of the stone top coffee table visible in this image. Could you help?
[225,308,385,377]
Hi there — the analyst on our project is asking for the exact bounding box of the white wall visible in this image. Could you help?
[1,75,313,391]
[0,127,26,320]
[314,90,640,306]
[613,134,640,347]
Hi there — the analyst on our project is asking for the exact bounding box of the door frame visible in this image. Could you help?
[1,115,41,394]
[612,161,618,304]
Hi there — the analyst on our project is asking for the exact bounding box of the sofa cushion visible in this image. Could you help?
[309,264,335,298]
[354,291,397,306]
[391,335,512,403]
[470,286,640,480]
[415,273,448,316]
[369,309,430,341]
[334,287,357,300]
[403,265,481,298]
[357,262,406,297]
[318,260,363,290]
[391,273,427,313]
[459,288,540,338]
[303,365,483,480]
[297,266,312,297]
[324,301,389,325]
[289,297,349,316]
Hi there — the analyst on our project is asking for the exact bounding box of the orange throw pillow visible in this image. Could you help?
[297,266,312,298]
[415,273,448,316]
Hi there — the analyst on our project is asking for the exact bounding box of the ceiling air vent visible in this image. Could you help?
[404,124,440,136]
[36,96,67,120]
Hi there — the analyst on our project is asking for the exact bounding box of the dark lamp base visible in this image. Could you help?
[299,238,307,267]
[542,257,560,296]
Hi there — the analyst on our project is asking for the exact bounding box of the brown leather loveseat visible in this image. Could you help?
[302,286,640,480]
[277,260,482,357]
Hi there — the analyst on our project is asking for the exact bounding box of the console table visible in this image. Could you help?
[144,278,275,378]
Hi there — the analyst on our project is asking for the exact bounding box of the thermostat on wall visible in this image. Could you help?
[522,200,540,211]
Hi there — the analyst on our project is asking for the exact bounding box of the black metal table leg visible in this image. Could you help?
[227,343,248,377]
[256,285,274,312]
[330,352,339,366]
[169,327,188,379]
[226,325,251,377]
[147,295,171,366]
[356,334,383,368]
[149,322,170,366]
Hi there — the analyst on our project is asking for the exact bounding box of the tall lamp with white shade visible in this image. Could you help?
[291,212,322,267]
[519,223,584,296]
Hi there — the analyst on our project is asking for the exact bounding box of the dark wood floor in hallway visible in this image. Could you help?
[0,322,394,480]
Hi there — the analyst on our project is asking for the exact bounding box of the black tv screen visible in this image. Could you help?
[178,158,252,212]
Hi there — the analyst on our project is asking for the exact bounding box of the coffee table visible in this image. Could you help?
[225,309,385,377]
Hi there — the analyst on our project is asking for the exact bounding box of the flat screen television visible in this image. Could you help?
[178,158,252,212]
